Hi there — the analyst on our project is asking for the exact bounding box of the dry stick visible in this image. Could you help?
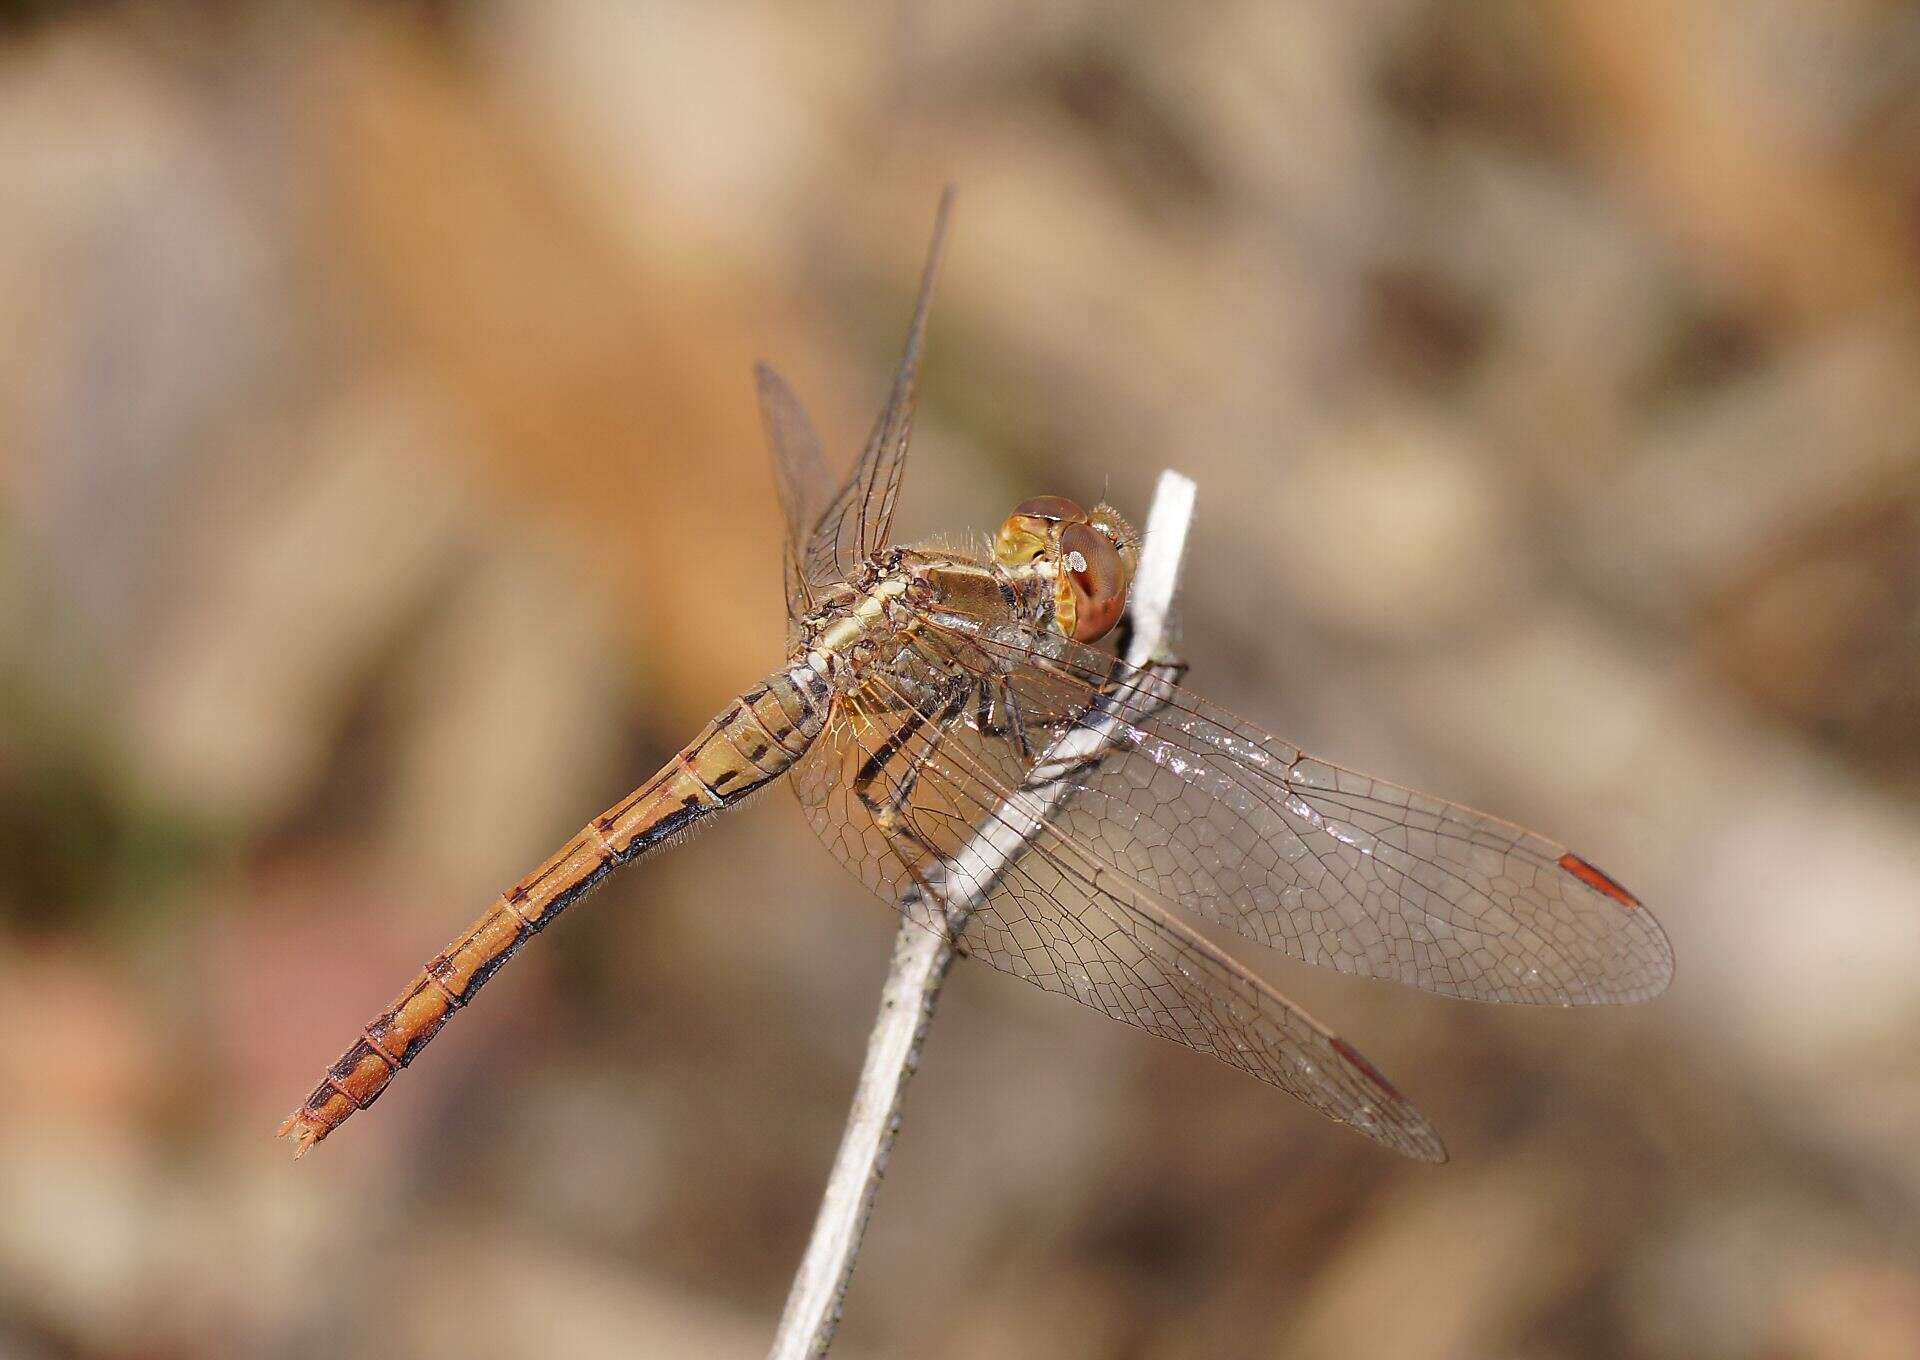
[768,469,1198,1360]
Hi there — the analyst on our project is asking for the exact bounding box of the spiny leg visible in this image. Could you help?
[971,675,1036,763]
[852,705,933,816]
[853,685,970,839]
[1001,680,1036,763]
[853,685,975,936]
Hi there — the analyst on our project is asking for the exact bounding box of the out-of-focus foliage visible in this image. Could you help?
[2,3,1918,1357]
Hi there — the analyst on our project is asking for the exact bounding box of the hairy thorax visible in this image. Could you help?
[798,547,1055,695]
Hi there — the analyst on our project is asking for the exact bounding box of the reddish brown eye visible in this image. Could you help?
[1012,494,1086,523]
[995,495,1091,568]
[1059,522,1128,642]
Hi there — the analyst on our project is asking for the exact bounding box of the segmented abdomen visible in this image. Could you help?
[279,666,826,1154]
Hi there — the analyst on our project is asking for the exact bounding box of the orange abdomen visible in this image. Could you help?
[279,668,826,1154]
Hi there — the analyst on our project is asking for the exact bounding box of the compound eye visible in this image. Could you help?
[995,495,1089,567]
[1011,495,1086,523]
[1059,521,1130,642]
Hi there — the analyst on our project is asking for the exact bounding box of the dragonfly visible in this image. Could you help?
[281,190,1672,1163]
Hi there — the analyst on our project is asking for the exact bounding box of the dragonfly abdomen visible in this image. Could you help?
[279,666,828,1155]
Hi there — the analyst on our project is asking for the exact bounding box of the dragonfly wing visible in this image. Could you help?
[790,663,1447,1161]
[754,362,834,622]
[923,618,1675,1007]
[802,188,955,589]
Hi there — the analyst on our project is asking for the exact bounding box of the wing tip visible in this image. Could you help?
[1640,940,1678,1001]
[1329,1035,1449,1162]
[1554,850,1677,1003]
[1376,1105,1449,1163]
[1371,1108,1449,1164]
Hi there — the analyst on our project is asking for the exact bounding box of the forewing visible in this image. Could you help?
[790,663,1447,1161]
[926,618,1674,1006]
[802,188,955,589]
[754,362,834,622]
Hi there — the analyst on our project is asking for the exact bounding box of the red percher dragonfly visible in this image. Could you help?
[282,191,1672,1163]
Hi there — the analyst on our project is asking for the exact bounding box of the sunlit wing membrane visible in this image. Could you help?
[922,619,1674,1007]
[753,362,835,622]
[789,660,1448,1162]
[802,187,955,591]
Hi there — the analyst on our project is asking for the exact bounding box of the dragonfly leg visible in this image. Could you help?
[854,685,979,937]
[853,686,969,834]
[1001,681,1036,762]
[970,677,1036,763]
[852,709,931,822]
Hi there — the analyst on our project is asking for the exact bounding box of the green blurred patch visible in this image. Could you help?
[0,526,217,938]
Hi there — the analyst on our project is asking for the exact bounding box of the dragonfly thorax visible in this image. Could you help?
[797,543,1060,694]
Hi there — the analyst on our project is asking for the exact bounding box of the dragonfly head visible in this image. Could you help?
[993,496,1138,643]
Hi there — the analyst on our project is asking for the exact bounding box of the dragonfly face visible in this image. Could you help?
[992,496,1140,643]
[283,187,1671,1166]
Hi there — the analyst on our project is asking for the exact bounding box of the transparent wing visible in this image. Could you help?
[791,658,1448,1161]
[802,188,954,590]
[753,362,834,622]
[920,617,1675,1007]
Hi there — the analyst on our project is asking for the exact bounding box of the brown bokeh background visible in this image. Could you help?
[4,3,1919,1357]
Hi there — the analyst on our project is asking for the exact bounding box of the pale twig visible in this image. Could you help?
[768,470,1198,1360]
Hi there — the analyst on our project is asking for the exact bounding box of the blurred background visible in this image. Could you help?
[3,2,1919,1356]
